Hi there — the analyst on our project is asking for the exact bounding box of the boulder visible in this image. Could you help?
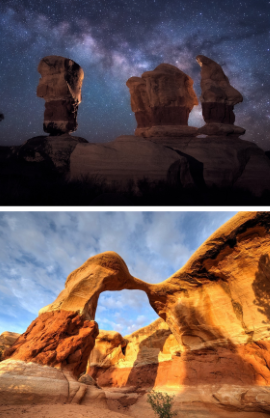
[17,134,88,173]
[196,55,245,136]
[148,136,270,196]
[126,64,198,137]
[0,359,107,407]
[37,56,84,135]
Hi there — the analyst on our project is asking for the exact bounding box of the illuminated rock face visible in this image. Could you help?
[126,64,198,137]
[2,212,270,414]
[0,331,20,352]
[196,55,245,136]
[4,311,98,378]
[37,56,84,135]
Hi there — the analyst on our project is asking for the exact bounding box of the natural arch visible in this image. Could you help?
[4,211,270,388]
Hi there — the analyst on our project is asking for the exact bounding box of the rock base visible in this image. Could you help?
[198,122,246,136]
[135,125,198,137]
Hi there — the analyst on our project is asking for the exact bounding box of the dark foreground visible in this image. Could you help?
[1,152,270,206]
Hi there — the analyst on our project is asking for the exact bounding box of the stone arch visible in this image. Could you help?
[39,251,156,321]
[4,211,270,392]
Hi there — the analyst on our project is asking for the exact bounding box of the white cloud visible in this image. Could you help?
[0,212,236,336]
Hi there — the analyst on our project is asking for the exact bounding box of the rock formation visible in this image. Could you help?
[69,135,270,197]
[2,212,270,415]
[126,64,198,137]
[37,56,84,135]
[0,331,20,359]
[196,55,245,136]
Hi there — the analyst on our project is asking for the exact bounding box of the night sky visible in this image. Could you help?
[0,0,269,149]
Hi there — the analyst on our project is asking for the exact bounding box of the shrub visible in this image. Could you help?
[147,390,177,418]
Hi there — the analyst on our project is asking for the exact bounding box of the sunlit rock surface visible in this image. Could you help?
[37,56,84,135]
[126,64,198,137]
[0,331,20,352]
[196,55,245,136]
[2,212,270,416]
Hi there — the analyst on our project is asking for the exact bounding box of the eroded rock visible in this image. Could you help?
[196,55,245,136]
[0,331,20,351]
[126,64,198,137]
[4,311,98,378]
[37,56,84,135]
[2,212,270,414]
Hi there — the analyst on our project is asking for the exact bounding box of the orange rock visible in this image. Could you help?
[4,311,98,378]
[3,211,270,413]
[126,63,198,137]
[37,56,84,135]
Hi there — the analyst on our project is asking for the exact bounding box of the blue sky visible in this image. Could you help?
[0,211,237,337]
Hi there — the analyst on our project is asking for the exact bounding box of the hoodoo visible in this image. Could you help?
[196,54,245,136]
[37,55,84,135]
[126,63,198,137]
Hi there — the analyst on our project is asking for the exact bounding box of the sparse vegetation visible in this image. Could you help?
[147,390,177,418]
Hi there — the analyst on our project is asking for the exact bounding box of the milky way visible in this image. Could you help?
[0,0,269,149]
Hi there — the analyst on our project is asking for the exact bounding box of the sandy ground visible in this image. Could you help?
[0,404,130,418]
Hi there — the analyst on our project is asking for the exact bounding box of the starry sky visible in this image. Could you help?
[0,211,236,337]
[0,0,269,149]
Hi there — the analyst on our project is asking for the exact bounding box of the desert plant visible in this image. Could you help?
[147,390,177,418]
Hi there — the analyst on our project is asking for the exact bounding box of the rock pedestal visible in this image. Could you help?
[126,63,198,137]
[37,56,84,135]
[196,55,245,136]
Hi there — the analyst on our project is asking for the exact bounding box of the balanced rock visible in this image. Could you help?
[196,55,245,136]
[126,63,198,137]
[37,56,84,135]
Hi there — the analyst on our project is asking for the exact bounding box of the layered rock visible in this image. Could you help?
[2,212,270,415]
[69,135,195,190]
[69,135,270,197]
[126,64,198,137]
[196,55,245,136]
[37,56,84,135]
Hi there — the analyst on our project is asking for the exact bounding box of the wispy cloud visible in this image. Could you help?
[0,211,236,336]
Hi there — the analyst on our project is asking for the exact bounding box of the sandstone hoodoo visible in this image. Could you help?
[126,63,199,137]
[2,212,270,416]
[196,54,246,136]
[37,55,84,135]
